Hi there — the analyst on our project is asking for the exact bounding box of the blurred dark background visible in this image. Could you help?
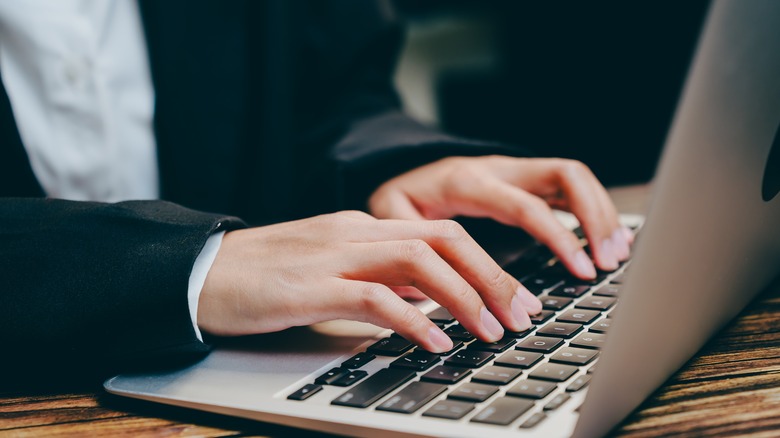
[392,1,710,186]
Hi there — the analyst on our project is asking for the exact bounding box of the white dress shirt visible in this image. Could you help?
[0,0,218,341]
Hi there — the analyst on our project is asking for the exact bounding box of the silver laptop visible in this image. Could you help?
[105,1,780,436]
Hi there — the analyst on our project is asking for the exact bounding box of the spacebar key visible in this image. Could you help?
[332,368,416,408]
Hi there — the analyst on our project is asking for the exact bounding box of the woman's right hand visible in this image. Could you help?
[198,211,542,353]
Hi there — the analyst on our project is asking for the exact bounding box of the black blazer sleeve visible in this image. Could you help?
[0,199,245,379]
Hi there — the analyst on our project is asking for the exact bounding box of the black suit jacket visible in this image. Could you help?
[0,0,516,380]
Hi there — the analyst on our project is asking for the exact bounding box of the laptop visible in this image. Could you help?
[105,1,780,436]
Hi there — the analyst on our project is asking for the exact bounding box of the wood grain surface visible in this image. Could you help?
[1,284,777,437]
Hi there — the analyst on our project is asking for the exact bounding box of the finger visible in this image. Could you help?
[417,220,543,325]
[333,280,453,353]
[451,177,597,280]
[345,220,542,332]
[369,189,426,220]
[334,210,378,221]
[623,226,635,245]
[491,158,621,271]
[390,285,428,301]
[341,239,517,340]
[588,180,631,261]
[554,164,623,269]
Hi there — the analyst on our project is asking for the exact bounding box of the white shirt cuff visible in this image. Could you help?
[187,231,225,342]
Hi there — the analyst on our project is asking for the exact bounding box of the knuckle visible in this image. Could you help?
[449,284,476,307]
[446,168,491,201]
[396,304,423,329]
[485,267,514,292]
[399,239,434,264]
[317,212,344,228]
[358,284,390,314]
[338,210,373,220]
[434,219,467,242]
[441,155,468,167]
[514,195,549,221]
[558,159,591,178]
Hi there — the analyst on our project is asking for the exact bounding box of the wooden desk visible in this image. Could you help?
[2,186,779,437]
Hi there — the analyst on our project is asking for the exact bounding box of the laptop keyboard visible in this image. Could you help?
[286,228,634,430]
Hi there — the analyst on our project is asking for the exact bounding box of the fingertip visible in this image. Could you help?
[612,229,630,262]
[516,287,542,316]
[572,249,597,279]
[427,326,454,353]
[597,238,619,271]
[480,307,505,342]
[622,226,635,245]
[510,294,535,331]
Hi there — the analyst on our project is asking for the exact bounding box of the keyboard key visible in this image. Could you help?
[421,365,471,384]
[541,296,573,311]
[515,336,564,354]
[506,379,557,399]
[426,340,464,356]
[494,350,543,369]
[331,370,368,387]
[593,284,620,297]
[549,284,590,298]
[468,336,517,353]
[390,351,441,371]
[427,307,456,324]
[543,393,571,411]
[538,263,568,277]
[367,337,414,356]
[610,272,627,284]
[570,332,608,349]
[287,383,322,401]
[566,374,591,392]
[536,322,583,339]
[471,366,523,385]
[576,297,617,311]
[529,363,578,382]
[315,367,350,385]
[341,352,375,369]
[445,350,494,368]
[443,324,474,341]
[587,365,597,374]
[332,368,416,408]
[526,276,563,295]
[505,328,534,338]
[530,310,555,324]
[550,347,599,366]
[376,381,446,414]
[448,382,499,402]
[470,397,535,425]
[504,247,554,280]
[423,399,475,420]
[519,412,547,429]
[556,309,600,324]
[589,318,611,334]
[562,273,608,287]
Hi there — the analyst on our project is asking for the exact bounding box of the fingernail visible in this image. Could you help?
[516,286,542,315]
[480,307,504,341]
[600,238,619,271]
[428,327,453,352]
[511,294,534,330]
[612,229,630,261]
[622,226,635,245]
[574,249,597,279]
